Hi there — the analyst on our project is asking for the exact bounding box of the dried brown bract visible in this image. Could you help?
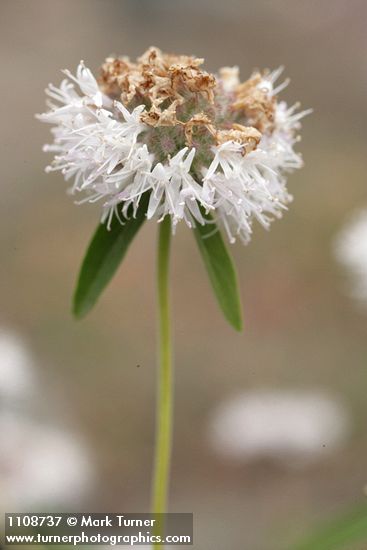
[141,101,181,127]
[233,72,276,133]
[216,124,261,155]
[100,47,216,141]
[99,48,281,151]
[183,113,215,146]
[168,63,215,103]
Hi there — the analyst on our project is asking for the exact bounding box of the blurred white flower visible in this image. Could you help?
[208,390,350,467]
[334,209,367,302]
[0,412,93,511]
[0,328,94,511]
[0,330,35,401]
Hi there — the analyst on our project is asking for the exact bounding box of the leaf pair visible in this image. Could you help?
[73,195,243,331]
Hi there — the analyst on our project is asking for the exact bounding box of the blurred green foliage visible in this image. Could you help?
[292,503,367,550]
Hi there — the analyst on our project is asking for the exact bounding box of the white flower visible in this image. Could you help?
[101,144,154,228]
[258,66,290,96]
[275,100,313,134]
[203,143,291,243]
[208,390,350,467]
[204,140,244,181]
[38,53,309,244]
[62,60,104,107]
[148,148,211,228]
[38,69,149,230]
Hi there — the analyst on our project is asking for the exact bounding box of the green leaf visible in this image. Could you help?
[291,503,367,550]
[193,214,243,331]
[73,194,149,318]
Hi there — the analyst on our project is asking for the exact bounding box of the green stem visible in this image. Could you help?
[152,216,173,547]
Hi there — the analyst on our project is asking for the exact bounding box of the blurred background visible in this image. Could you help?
[1,1,367,548]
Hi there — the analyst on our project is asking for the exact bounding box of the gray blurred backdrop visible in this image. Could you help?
[1,1,367,549]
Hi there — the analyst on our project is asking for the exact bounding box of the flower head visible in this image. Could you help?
[37,47,310,243]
